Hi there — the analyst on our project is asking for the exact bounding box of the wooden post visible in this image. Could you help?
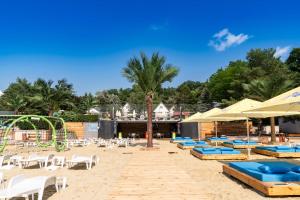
[270,117,276,144]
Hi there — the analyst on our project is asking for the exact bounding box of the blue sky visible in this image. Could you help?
[0,0,300,95]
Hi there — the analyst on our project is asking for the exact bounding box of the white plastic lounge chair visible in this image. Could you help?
[0,175,57,200]
[67,155,98,170]
[0,155,14,170]
[19,154,55,168]
[46,156,66,171]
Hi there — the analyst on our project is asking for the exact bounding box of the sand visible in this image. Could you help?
[2,140,300,200]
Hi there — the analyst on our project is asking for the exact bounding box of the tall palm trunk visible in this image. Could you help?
[146,94,153,147]
[270,117,276,143]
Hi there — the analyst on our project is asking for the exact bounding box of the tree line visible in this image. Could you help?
[0,48,299,116]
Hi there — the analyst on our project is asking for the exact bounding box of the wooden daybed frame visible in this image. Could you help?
[223,164,300,196]
[177,143,207,150]
[223,143,261,149]
[253,148,300,158]
[190,149,247,160]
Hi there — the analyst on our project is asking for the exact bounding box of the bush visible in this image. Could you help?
[60,112,99,122]
[16,118,63,130]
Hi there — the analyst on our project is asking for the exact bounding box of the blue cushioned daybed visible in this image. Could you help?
[170,137,193,143]
[223,161,300,196]
[253,146,300,158]
[177,141,208,149]
[190,147,247,160]
[223,140,260,149]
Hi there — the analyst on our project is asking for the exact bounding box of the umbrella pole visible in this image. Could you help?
[246,118,250,157]
[215,121,218,147]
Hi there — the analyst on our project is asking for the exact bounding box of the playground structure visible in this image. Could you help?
[0,115,67,153]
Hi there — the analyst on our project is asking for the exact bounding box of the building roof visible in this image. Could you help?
[154,103,169,113]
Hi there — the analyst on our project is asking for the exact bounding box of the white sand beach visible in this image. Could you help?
[2,140,300,200]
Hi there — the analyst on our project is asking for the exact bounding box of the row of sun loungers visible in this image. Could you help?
[0,154,98,170]
[97,138,134,148]
[170,136,300,196]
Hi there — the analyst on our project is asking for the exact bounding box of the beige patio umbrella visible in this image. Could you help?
[181,112,202,123]
[193,108,247,145]
[247,86,300,112]
[213,98,300,155]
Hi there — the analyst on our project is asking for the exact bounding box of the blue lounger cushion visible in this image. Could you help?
[233,140,244,143]
[220,147,234,151]
[245,140,257,144]
[195,141,207,145]
[292,166,300,173]
[179,142,196,146]
[193,148,221,154]
[276,146,291,150]
[225,140,258,145]
[229,161,300,182]
[258,165,290,174]
[220,148,241,154]
[180,141,208,146]
[208,137,228,141]
[221,150,241,154]
[193,147,241,155]
[256,146,296,153]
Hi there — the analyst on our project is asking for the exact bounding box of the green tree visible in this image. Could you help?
[31,79,74,116]
[1,95,27,114]
[286,48,300,72]
[78,93,98,114]
[122,52,179,147]
[0,78,32,114]
[208,60,249,103]
[243,77,294,143]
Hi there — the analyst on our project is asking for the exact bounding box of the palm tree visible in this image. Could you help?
[243,78,294,143]
[32,79,74,116]
[2,94,27,114]
[122,52,179,147]
[81,93,98,113]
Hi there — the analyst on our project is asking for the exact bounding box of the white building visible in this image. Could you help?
[88,108,100,115]
[122,103,130,117]
[154,103,169,119]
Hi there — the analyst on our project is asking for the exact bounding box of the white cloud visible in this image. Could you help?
[209,28,249,51]
[274,46,290,58]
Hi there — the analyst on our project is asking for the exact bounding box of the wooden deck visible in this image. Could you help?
[107,146,210,200]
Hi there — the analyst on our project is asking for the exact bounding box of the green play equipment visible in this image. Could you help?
[0,115,67,153]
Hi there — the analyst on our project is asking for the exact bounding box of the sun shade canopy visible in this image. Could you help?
[213,98,300,118]
[191,108,247,122]
[246,86,300,113]
[181,112,202,123]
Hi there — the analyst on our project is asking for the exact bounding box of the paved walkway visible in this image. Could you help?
[107,142,210,200]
